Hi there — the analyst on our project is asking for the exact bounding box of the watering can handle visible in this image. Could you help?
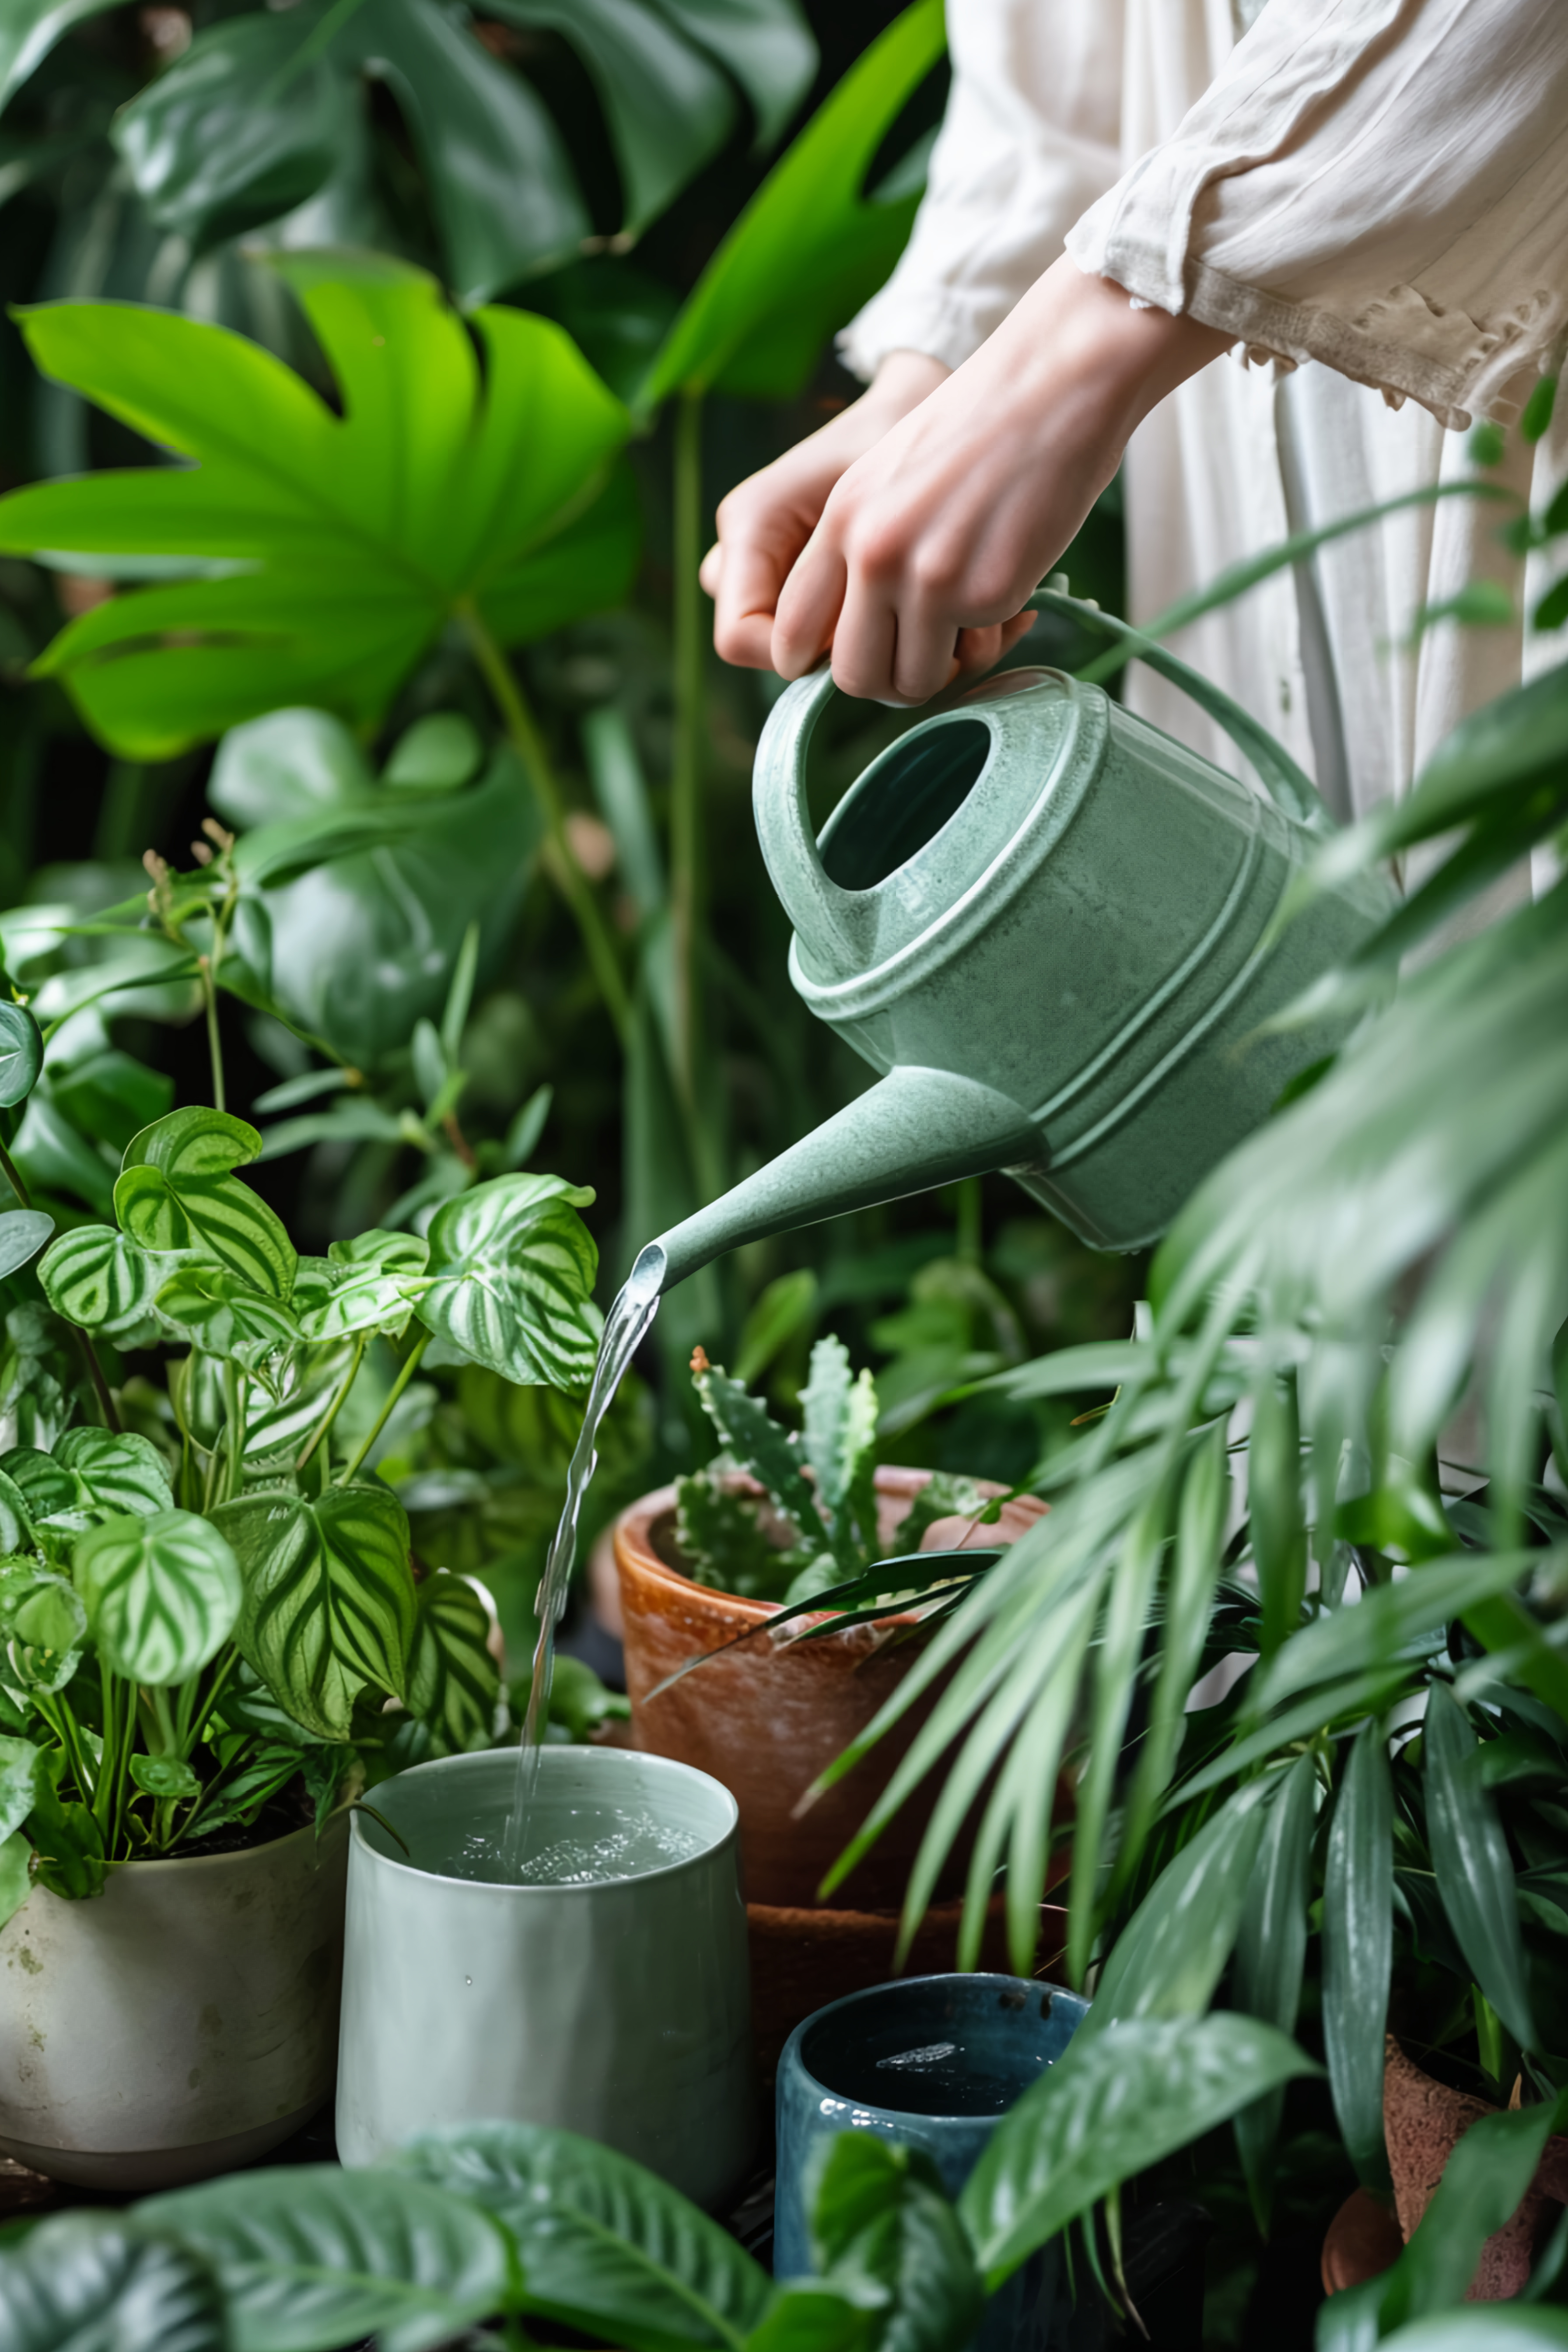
[1029,588,1339,840]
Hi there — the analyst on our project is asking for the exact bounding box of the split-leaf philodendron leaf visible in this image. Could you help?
[215,1484,416,1740]
[418,1173,601,1389]
[74,1508,243,1685]
[115,1108,296,1299]
[0,253,639,758]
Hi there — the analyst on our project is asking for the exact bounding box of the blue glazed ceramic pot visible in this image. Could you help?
[775,1973,1091,2352]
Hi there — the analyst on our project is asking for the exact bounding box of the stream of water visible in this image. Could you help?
[498,1242,665,1880]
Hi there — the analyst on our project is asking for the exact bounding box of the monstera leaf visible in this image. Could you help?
[0,254,639,758]
[406,1571,499,1754]
[38,1221,159,1334]
[115,1110,296,1299]
[417,1174,601,1390]
[215,1483,416,1739]
[642,0,941,407]
[98,0,816,306]
[74,1508,243,1684]
[294,1231,431,1344]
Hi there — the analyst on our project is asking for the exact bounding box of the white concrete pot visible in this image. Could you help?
[0,1811,348,2191]
[337,1747,756,2210]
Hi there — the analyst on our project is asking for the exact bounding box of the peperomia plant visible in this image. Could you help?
[676,1334,1001,1604]
[0,1090,602,1927]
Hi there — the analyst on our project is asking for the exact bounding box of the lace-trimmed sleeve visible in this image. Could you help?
[1065,0,1568,429]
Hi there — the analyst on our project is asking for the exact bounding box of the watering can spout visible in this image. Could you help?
[641,1067,1043,1295]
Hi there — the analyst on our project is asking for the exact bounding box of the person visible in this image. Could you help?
[701,0,1568,908]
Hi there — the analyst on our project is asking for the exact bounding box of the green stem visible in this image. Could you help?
[103,1673,138,1858]
[183,1644,240,1756]
[337,1330,430,1485]
[35,1690,96,1807]
[223,1363,248,1504]
[0,1136,29,1208]
[199,954,225,1113]
[74,1326,122,1434]
[670,388,719,1196]
[458,601,631,1044]
[296,1333,368,1474]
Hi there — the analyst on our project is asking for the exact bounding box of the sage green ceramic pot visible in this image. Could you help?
[336,1746,755,2210]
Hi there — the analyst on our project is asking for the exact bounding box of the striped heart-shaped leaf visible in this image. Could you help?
[407,1572,499,1755]
[418,1174,601,1389]
[0,1560,88,1692]
[74,1508,242,1685]
[3,1432,172,1534]
[116,1108,297,1300]
[0,1001,42,1109]
[38,1222,159,1332]
[154,1263,299,1373]
[214,1483,415,1740]
[294,1229,431,1343]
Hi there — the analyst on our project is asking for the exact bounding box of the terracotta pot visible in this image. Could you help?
[1320,2036,1568,2301]
[749,1897,1068,2082]
[614,1467,1047,1910]
[0,1812,348,2191]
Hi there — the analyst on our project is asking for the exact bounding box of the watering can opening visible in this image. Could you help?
[819,718,993,892]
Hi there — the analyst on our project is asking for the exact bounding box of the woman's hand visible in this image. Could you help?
[711,257,1230,705]
[700,350,950,671]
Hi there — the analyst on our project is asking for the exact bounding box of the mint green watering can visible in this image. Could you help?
[647,599,1393,1287]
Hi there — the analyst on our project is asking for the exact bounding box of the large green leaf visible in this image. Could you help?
[107,0,814,306]
[1084,1780,1274,2034]
[0,1729,42,1839]
[392,2120,770,2352]
[0,2212,225,2352]
[135,2164,517,2352]
[805,2136,982,2352]
[0,1208,52,1279]
[1363,2100,1568,2340]
[1424,1685,1538,2050]
[405,1571,498,1753]
[0,997,42,1107]
[1322,1718,1393,2187]
[116,1109,295,1300]
[642,0,942,406]
[4,1428,172,1530]
[74,1508,243,1685]
[958,2014,1317,2289]
[38,1219,160,1333]
[0,256,636,759]
[216,1483,416,1739]
[417,1173,601,1389]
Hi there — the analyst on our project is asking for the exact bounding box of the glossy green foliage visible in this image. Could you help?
[806,2137,983,2352]
[395,2119,773,2352]
[212,710,539,1071]
[116,1109,295,1298]
[958,2013,1316,2289]
[417,1173,601,1389]
[0,255,637,757]
[136,2164,517,2352]
[643,0,943,405]
[1424,1683,1537,2050]
[1323,1719,1394,2186]
[216,1483,416,1740]
[99,0,815,306]
[0,1560,86,1691]
[7,1426,172,1530]
[0,996,42,1105]
[38,1220,158,1333]
[294,1231,430,1344]
[74,1507,242,1684]
[405,1571,498,1755]
[0,2212,225,2352]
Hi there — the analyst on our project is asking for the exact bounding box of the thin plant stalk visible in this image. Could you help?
[457,599,631,1043]
[296,1334,368,1473]
[337,1330,430,1484]
[669,388,722,1200]
[0,1134,28,1210]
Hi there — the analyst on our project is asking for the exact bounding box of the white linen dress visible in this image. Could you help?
[840,0,1568,914]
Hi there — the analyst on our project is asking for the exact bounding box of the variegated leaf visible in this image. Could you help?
[418,1174,601,1390]
[294,1229,431,1344]
[0,1447,83,1530]
[55,1429,173,1518]
[116,1107,297,1300]
[154,1263,299,1373]
[38,1222,157,1333]
[407,1572,499,1755]
[0,1559,87,1692]
[215,1484,415,1741]
[74,1508,242,1685]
